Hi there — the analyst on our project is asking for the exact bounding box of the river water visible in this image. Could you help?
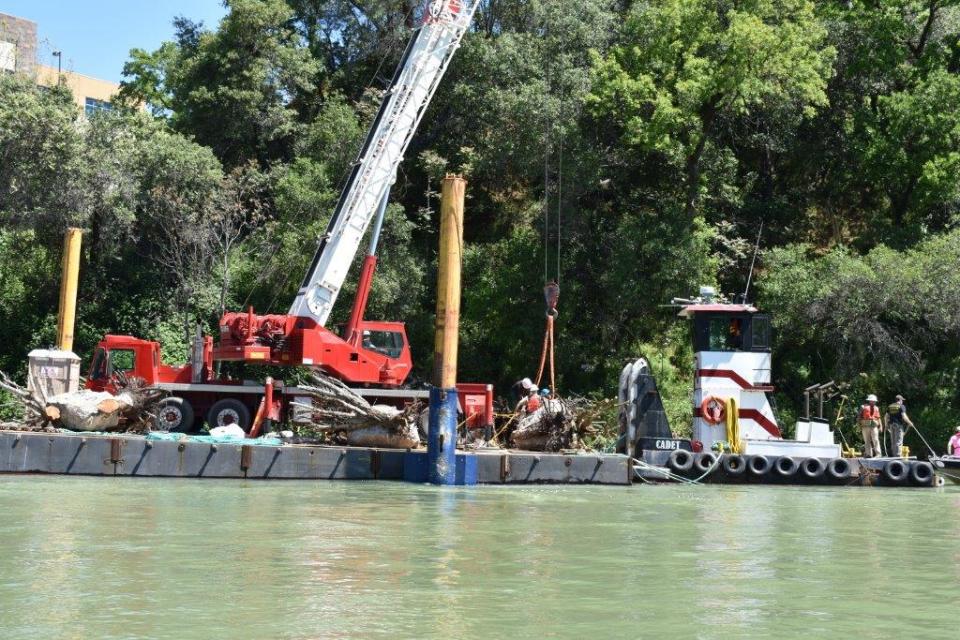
[0,477,956,639]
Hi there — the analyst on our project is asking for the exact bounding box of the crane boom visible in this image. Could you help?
[289,0,479,326]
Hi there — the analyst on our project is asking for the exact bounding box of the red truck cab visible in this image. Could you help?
[86,335,196,392]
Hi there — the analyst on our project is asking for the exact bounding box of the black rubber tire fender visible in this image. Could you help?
[826,458,851,481]
[773,456,798,477]
[882,459,909,484]
[155,397,195,433]
[908,461,934,486]
[722,454,746,477]
[207,398,253,432]
[694,452,718,476]
[800,457,825,481]
[668,449,694,474]
[747,455,771,476]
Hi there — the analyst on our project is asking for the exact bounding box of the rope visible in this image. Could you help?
[631,455,722,485]
[631,458,694,484]
[725,397,743,454]
[549,317,556,395]
[689,452,723,483]
[534,313,555,391]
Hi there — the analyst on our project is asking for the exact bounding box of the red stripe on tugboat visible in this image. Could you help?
[696,369,775,392]
[694,406,782,438]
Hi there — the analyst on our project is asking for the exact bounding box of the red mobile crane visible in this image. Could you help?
[86,1,493,434]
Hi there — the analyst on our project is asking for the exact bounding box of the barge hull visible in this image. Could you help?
[0,431,631,485]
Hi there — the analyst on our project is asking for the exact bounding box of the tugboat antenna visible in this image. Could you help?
[743,220,764,303]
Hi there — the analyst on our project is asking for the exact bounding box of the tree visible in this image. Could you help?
[120,0,319,167]
[588,0,835,217]
[0,75,85,239]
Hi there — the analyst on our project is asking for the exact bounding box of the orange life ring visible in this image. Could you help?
[701,396,726,425]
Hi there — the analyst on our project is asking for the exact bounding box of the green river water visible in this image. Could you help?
[0,477,958,639]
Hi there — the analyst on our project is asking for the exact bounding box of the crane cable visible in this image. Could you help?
[534,13,564,397]
[536,111,563,395]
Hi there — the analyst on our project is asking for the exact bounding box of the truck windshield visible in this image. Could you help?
[90,348,107,380]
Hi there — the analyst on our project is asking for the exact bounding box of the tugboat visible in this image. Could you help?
[618,287,937,487]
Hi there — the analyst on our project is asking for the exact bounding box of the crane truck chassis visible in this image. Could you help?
[87,333,493,435]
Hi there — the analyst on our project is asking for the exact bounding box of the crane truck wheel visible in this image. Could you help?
[155,397,195,433]
[207,399,252,432]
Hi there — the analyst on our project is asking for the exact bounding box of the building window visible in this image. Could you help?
[84,97,112,116]
[0,41,15,72]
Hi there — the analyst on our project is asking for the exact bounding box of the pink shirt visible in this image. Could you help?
[949,434,960,457]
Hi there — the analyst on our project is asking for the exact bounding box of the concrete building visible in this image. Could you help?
[0,12,38,75]
[1,11,121,115]
[36,64,120,115]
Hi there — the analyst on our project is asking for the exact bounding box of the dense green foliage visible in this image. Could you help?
[3,0,960,449]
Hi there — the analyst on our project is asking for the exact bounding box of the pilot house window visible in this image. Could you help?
[752,315,772,350]
[708,317,743,352]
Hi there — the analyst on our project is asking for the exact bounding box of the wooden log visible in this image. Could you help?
[96,398,121,414]
[347,423,420,449]
[47,390,130,432]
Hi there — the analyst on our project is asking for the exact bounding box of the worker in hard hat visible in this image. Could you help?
[512,377,535,404]
[858,394,883,457]
[885,394,914,458]
[947,426,960,458]
[514,386,542,415]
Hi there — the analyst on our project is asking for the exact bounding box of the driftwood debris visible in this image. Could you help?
[110,374,166,432]
[510,396,614,452]
[1,369,164,433]
[0,369,47,430]
[291,374,421,448]
[511,398,575,451]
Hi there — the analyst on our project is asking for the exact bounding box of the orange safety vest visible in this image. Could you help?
[527,394,541,413]
[860,404,880,420]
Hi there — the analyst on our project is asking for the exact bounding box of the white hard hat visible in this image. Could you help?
[866,394,878,402]
[521,377,534,390]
